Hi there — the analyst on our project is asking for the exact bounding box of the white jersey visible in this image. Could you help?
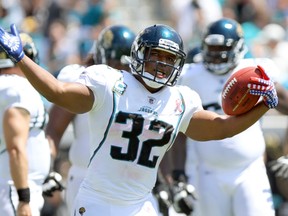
[57,64,90,168]
[0,74,50,184]
[178,58,277,170]
[178,58,276,216]
[76,65,202,204]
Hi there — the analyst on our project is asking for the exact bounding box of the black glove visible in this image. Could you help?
[171,170,197,215]
[152,177,172,216]
[42,172,65,197]
[268,155,288,179]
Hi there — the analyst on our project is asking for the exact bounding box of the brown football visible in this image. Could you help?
[222,66,263,115]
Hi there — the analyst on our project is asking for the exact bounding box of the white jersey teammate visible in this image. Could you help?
[178,18,285,216]
[0,34,50,215]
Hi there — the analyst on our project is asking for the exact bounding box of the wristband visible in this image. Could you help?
[17,188,30,203]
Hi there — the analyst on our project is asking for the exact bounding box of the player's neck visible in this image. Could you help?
[134,75,164,93]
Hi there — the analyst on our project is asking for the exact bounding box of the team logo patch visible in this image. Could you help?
[113,80,127,95]
[148,96,156,104]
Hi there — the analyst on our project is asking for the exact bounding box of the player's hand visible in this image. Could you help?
[152,181,172,216]
[17,202,32,216]
[248,65,278,109]
[268,155,288,179]
[0,24,24,63]
[171,170,197,215]
[42,172,65,197]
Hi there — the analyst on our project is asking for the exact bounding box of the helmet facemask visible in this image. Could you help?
[131,41,185,89]
[202,34,247,75]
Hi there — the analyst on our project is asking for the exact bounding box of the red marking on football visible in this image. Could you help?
[222,66,263,115]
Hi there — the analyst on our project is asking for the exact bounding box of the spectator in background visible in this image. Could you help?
[0,0,25,29]
[168,0,222,50]
[266,0,288,29]
[222,0,271,52]
[251,23,288,88]
[46,19,81,76]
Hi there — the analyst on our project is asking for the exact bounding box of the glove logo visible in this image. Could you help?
[2,32,20,53]
[0,24,24,63]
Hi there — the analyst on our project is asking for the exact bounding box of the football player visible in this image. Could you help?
[0,23,278,216]
[44,24,136,213]
[0,33,51,215]
[174,18,288,216]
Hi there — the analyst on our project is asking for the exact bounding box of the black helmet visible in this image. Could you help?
[0,32,39,68]
[130,24,186,88]
[202,18,247,75]
[185,45,202,63]
[95,25,136,65]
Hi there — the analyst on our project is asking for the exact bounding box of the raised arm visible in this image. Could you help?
[0,24,94,114]
[18,56,94,113]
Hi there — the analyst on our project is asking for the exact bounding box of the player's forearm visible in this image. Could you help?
[225,101,269,138]
[9,149,29,189]
[17,56,94,114]
[186,102,269,141]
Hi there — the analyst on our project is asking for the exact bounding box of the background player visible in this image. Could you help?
[0,33,51,216]
[175,18,288,216]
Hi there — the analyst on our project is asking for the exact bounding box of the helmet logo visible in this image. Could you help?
[102,30,114,48]
[19,33,39,64]
[159,39,179,51]
[0,51,7,59]
[236,24,243,37]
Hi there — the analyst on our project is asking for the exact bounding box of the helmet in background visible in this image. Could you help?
[130,24,186,88]
[202,18,247,75]
[95,25,136,66]
[185,45,202,64]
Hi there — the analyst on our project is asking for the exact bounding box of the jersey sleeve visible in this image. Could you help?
[177,85,203,133]
[76,64,123,110]
[57,64,86,82]
[2,85,35,114]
